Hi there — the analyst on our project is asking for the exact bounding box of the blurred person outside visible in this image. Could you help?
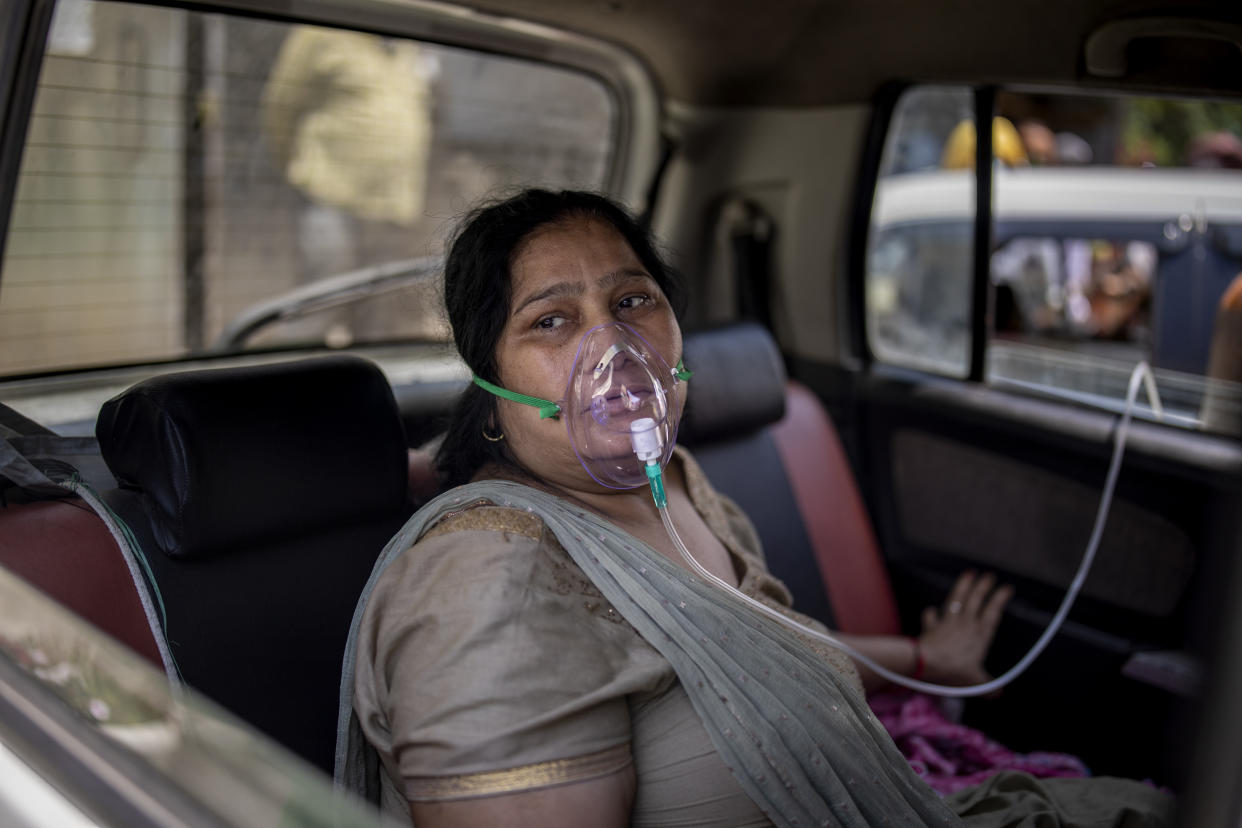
[1012,119,1097,335]
[262,26,433,344]
[1200,272,1242,435]
[942,116,1063,337]
[977,116,1153,344]
[1081,241,1154,341]
[1187,129,1242,168]
[1017,119,1057,165]
[1055,131,1093,165]
[1017,119,1093,167]
[1191,132,1242,433]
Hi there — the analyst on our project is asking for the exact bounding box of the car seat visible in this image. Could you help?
[679,322,900,636]
[94,355,413,773]
[0,402,165,664]
[0,496,167,665]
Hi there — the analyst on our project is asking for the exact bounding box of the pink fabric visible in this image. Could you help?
[870,690,1089,795]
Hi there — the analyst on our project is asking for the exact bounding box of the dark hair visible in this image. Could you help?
[436,189,686,488]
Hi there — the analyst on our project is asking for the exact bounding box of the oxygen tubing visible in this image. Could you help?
[646,361,1163,698]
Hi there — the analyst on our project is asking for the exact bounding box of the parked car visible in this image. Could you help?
[1,0,1240,825]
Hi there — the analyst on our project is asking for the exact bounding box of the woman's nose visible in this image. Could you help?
[578,309,624,340]
[583,305,625,330]
[598,347,635,374]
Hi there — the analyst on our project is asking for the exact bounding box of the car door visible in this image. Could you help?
[835,81,1242,793]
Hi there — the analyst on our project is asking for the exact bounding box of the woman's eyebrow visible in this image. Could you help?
[599,268,653,288]
[512,281,581,316]
[512,269,653,316]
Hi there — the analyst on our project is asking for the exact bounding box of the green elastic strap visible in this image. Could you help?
[473,358,689,419]
[472,375,562,419]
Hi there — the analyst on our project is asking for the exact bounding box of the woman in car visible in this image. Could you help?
[336,189,1172,827]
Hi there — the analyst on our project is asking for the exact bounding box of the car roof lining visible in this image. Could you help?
[387,0,1241,106]
[187,0,1242,107]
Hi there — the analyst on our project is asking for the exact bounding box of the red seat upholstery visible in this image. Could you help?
[0,498,163,664]
[680,322,900,635]
[0,446,441,678]
[772,382,900,636]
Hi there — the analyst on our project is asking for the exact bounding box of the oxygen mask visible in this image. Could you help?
[473,322,688,489]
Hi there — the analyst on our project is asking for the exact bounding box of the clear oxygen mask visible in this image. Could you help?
[563,323,683,489]
[471,321,687,490]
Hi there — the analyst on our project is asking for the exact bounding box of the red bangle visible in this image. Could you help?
[908,637,925,680]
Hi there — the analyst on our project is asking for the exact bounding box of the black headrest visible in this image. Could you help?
[97,356,409,559]
[679,322,786,444]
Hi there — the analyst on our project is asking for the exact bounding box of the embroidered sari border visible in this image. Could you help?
[423,503,543,541]
[405,743,632,801]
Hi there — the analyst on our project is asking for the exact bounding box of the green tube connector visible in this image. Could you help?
[645,462,667,508]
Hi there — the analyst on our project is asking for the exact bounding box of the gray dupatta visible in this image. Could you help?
[335,479,962,828]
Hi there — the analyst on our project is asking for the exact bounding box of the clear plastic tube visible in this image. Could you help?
[651,361,1162,698]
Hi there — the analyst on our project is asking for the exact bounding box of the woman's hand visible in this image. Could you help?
[918,571,1013,687]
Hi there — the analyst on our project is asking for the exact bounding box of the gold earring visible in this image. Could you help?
[482,424,504,442]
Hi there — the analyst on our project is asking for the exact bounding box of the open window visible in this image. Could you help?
[865,84,1242,435]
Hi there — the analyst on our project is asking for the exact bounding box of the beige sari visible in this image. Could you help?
[337,475,959,826]
[336,459,1173,827]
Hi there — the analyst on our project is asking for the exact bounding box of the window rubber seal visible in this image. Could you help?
[847,80,909,370]
[969,86,997,383]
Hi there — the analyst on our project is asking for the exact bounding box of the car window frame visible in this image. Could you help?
[0,0,54,266]
[851,83,999,382]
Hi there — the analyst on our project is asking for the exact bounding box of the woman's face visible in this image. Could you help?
[493,216,682,494]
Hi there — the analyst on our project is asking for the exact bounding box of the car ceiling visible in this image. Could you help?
[454,0,1242,106]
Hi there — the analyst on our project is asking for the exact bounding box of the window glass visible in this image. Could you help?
[867,86,974,377]
[989,91,1242,430]
[867,85,1242,434]
[0,0,615,376]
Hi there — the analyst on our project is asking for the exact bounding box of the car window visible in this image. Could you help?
[0,0,615,376]
[866,84,1242,433]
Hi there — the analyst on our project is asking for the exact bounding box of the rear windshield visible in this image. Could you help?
[0,0,616,376]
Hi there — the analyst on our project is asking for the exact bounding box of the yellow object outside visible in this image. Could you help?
[941,117,1028,169]
[262,27,432,225]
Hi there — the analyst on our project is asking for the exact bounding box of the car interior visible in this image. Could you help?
[2,0,1242,825]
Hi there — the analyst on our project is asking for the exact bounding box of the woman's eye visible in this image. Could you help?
[535,315,565,330]
[618,294,650,310]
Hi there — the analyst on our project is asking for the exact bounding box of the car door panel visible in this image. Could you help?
[889,426,1194,615]
[821,365,1242,786]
